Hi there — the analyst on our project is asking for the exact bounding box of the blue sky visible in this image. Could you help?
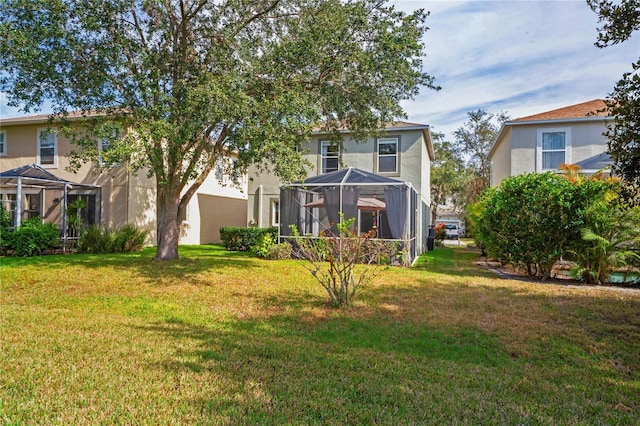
[395,0,640,139]
[2,1,639,142]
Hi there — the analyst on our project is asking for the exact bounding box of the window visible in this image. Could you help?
[377,138,398,173]
[0,130,6,156]
[98,136,119,166]
[537,128,571,171]
[24,193,42,221]
[37,128,57,167]
[321,141,340,173]
[271,199,280,227]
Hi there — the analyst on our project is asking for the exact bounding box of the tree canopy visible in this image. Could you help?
[0,0,438,260]
[429,131,469,222]
[453,109,509,202]
[589,0,640,187]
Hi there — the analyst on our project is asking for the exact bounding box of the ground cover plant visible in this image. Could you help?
[1,245,639,424]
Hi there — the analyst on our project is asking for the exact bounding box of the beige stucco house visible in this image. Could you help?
[0,114,247,245]
[247,121,434,254]
[488,99,612,187]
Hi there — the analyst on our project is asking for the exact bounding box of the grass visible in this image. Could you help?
[1,245,639,424]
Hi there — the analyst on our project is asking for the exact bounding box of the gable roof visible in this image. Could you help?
[489,99,611,160]
[512,99,610,122]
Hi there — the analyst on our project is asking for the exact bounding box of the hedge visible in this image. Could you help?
[219,227,278,251]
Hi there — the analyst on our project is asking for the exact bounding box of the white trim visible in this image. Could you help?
[536,127,571,172]
[37,128,58,168]
[376,137,399,174]
[320,140,340,174]
[270,199,280,227]
[0,130,6,156]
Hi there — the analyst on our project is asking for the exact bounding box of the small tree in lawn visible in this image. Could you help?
[290,215,396,308]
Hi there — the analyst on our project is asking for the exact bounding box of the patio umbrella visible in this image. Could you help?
[303,196,386,211]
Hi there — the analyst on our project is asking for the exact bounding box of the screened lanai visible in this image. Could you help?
[0,163,100,249]
[279,167,418,262]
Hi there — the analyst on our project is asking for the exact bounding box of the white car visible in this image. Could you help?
[444,224,460,239]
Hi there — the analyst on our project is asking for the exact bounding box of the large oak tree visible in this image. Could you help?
[0,0,437,259]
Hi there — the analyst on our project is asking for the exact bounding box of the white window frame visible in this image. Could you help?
[0,130,6,156]
[376,137,399,174]
[271,199,280,227]
[536,127,571,172]
[37,128,58,168]
[320,140,340,174]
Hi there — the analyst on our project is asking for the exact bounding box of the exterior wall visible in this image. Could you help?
[490,127,512,187]
[490,119,609,187]
[180,171,248,244]
[246,126,432,255]
[1,119,247,246]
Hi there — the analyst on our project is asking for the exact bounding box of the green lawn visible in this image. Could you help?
[1,245,639,424]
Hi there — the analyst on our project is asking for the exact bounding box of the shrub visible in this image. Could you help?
[0,205,13,255]
[266,242,292,260]
[474,172,615,280]
[290,214,395,307]
[11,217,60,257]
[112,224,148,253]
[434,222,447,241]
[77,224,148,254]
[219,227,277,251]
[251,232,277,258]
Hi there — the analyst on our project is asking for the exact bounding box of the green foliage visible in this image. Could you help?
[290,214,395,307]
[77,224,149,254]
[220,227,278,252]
[266,242,292,260]
[474,173,614,280]
[453,109,510,202]
[251,232,278,258]
[570,205,640,284]
[430,132,470,222]
[0,205,13,255]
[10,217,60,257]
[0,0,438,260]
[589,0,640,186]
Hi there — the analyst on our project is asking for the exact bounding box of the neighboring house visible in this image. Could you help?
[0,114,247,245]
[488,99,612,187]
[247,121,434,254]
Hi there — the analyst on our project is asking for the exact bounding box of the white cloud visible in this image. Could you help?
[394,0,640,139]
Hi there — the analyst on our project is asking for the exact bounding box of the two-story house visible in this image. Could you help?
[488,99,612,187]
[0,114,247,244]
[247,122,434,254]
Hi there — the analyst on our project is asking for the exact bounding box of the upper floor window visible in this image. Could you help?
[321,141,340,173]
[98,137,120,166]
[377,138,398,173]
[537,128,571,171]
[0,130,6,156]
[37,128,57,168]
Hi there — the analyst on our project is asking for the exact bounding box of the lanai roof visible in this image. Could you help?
[0,163,98,189]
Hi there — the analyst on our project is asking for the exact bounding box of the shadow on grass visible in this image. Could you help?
[1,244,263,282]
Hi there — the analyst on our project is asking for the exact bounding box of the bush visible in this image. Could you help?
[474,172,614,280]
[76,225,114,254]
[219,226,277,251]
[266,242,292,260]
[112,224,148,253]
[77,224,148,254]
[251,231,277,258]
[11,217,60,257]
[290,215,395,307]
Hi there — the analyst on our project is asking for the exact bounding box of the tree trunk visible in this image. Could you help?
[155,185,181,260]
